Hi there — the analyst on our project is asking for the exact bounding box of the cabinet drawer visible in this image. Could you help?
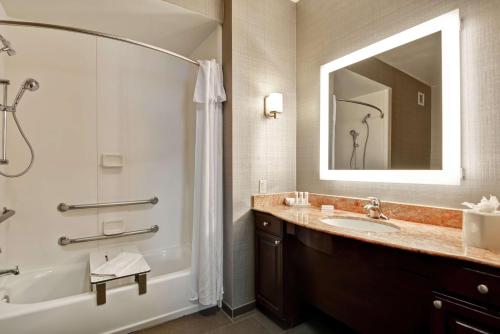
[431,292,500,334]
[439,266,500,308]
[255,212,283,238]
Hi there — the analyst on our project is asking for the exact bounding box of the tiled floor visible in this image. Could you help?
[133,308,354,334]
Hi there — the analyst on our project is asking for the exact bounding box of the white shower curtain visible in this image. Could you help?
[191,59,225,306]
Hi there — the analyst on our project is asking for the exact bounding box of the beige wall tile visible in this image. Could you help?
[297,0,500,208]
[224,0,297,309]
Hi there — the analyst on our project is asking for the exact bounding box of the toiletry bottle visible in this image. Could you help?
[294,191,299,205]
[304,192,309,205]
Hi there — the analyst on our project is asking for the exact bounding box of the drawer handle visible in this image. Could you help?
[262,221,269,227]
[433,300,442,310]
[274,240,280,245]
[477,284,489,295]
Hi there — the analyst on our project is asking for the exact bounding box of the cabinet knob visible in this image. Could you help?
[262,221,269,227]
[274,240,280,245]
[477,284,489,295]
[433,300,442,310]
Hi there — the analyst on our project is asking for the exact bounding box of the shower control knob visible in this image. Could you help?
[274,240,280,246]
[262,221,269,227]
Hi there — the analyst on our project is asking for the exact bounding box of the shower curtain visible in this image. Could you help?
[191,59,226,306]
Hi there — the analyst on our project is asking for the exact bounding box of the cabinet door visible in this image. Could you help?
[255,231,283,316]
[431,294,500,334]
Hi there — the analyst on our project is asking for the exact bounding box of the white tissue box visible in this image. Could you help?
[462,210,500,251]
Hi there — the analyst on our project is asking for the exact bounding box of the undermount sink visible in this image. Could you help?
[320,217,400,233]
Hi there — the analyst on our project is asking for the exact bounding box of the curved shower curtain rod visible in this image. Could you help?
[0,20,199,66]
[336,98,384,118]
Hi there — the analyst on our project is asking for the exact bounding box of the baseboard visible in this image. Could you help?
[221,300,256,318]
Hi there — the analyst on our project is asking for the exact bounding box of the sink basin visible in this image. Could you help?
[320,217,400,233]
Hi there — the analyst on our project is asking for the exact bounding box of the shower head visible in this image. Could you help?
[362,113,371,123]
[23,79,39,91]
[11,79,40,111]
[0,34,16,56]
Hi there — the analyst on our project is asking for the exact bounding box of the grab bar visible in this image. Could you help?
[0,207,15,224]
[57,197,159,212]
[58,225,159,246]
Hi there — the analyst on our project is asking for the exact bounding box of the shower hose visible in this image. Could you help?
[0,111,34,177]
[362,120,369,170]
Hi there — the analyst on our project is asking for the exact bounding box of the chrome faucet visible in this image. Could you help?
[363,197,388,220]
[0,265,19,276]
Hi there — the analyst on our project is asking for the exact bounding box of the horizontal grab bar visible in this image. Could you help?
[58,225,159,246]
[0,207,15,224]
[57,197,159,212]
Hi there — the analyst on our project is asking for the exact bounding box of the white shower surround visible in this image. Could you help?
[0,12,221,333]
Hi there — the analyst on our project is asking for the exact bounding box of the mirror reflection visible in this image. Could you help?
[329,32,442,170]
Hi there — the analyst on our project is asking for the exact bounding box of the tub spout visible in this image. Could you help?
[0,265,19,276]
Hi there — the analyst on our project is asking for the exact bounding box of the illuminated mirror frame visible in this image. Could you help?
[320,9,461,185]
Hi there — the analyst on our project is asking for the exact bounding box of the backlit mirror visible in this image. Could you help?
[320,10,461,184]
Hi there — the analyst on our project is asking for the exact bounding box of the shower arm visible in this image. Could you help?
[336,98,384,118]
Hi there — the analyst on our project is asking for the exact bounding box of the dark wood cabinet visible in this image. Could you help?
[431,293,500,334]
[292,224,432,333]
[254,212,300,328]
[254,210,500,333]
[255,231,283,316]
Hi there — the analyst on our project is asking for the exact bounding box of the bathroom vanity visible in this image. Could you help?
[253,206,500,333]
[257,10,496,332]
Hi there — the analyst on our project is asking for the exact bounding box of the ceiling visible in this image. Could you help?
[333,68,389,100]
[0,0,219,56]
[377,32,442,86]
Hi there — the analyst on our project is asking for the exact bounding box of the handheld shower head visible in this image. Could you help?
[23,79,39,92]
[11,79,40,111]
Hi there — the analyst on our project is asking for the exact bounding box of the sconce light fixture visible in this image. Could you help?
[264,93,283,119]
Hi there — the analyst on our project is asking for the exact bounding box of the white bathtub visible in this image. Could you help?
[0,246,204,334]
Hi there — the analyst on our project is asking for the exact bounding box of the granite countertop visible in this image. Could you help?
[253,203,500,269]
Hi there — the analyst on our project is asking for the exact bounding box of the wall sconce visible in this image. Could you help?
[264,93,283,119]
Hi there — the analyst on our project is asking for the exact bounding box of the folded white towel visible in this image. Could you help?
[91,252,142,277]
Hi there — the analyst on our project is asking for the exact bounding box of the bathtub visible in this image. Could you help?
[0,246,204,334]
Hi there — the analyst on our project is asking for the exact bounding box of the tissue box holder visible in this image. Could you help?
[462,210,500,252]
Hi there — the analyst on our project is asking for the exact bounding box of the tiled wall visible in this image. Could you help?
[223,0,296,309]
[296,0,500,208]
[165,0,224,22]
